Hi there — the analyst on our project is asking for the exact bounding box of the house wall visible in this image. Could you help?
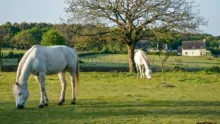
[182,49,202,56]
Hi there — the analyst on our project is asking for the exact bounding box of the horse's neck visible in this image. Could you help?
[16,46,36,83]
[143,61,150,70]
[17,59,32,86]
[140,53,150,70]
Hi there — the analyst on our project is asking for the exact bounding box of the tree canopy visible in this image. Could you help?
[41,29,67,46]
[11,28,42,49]
[65,0,207,72]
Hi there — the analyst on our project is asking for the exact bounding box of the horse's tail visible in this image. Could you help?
[16,45,38,82]
[75,58,79,91]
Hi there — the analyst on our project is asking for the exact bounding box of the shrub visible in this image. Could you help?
[147,52,178,56]
[78,52,97,57]
[172,65,185,72]
[101,46,113,54]
[41,29,67,46]
[1,52,24,58]
[204,66,220,73]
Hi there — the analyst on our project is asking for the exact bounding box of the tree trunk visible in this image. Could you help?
[127,44,136,73]
[161,61,165,72]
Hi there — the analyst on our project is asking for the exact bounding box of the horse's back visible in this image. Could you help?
[134,50,144,65]
[29,45,78,74]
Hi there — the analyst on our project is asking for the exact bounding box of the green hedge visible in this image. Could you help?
[78,52,97,57]
[207,48,220,56]
[146,52,178,56]
[204,66,220,73]
[1,52,24,58]
[1,51,97,59]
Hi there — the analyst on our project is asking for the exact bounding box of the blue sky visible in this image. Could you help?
[0,0,219,36]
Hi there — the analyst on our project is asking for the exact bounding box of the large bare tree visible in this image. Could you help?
[65,0,206,72]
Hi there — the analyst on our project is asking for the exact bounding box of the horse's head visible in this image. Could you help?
[13,82,29,109]
[145,69,152,80]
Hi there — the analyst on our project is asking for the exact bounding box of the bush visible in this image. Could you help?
[172,65,185,72]
[101,47,114,54]
[207,47,220,56]
[1,52,24,58]
[41,29,67,46]
[147,52,178,56]
[204,66,220,73]
[78,52,97,57]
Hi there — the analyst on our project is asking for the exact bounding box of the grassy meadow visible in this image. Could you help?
[80,54,220,71]
[0,71,220,124]
[2,49,219,71]
[1,48,26,54]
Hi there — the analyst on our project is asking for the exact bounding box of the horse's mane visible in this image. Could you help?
[16,45,38,82]
[139,50,151,69]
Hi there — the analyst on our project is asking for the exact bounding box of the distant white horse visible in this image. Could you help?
[13,45,79,109]
[134,49,152,79]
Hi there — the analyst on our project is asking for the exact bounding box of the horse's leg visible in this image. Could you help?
[70,72,77,105]
[34,75,49,107]
[136,65,139,78]
[140,65,144,79]
[57,71,67,105]
[138,65,142,78]
[35,72,47,108]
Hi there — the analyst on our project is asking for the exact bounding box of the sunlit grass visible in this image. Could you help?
[80,54,220,63]
[0,72,220,124]
[2,49,26,54]
[80,54,220,71]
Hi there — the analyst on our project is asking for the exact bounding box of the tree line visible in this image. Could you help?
[0,21,127,53]
[0,21,219,52]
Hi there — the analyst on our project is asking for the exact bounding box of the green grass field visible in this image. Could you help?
[80,54,220,71]
[0,72,220,124]
[1,49,26,54]
[80,54,220,65]
[2,49,219,71]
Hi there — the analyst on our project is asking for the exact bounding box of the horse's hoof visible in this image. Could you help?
[44,103,48,106]
[71,101,76,105]
[17,105,24,109]
[57,102,63,106]
[38,104,44,108]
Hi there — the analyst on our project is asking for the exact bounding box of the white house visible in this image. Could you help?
[182,39,207,56]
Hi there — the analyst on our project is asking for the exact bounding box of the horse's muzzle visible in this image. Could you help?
[17,104,24,109]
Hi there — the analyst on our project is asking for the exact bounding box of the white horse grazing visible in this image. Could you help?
[13,45,79,109]
[134,49,152,79]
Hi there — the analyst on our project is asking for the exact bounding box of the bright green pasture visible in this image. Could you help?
[1,48,26,54]
[80,54,220,70]
[80,54,220,63]
[0,72,220,124]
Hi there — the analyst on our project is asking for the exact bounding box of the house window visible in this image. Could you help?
[192,52,194,55]
[185,52,188,55]
[192,46,195,49]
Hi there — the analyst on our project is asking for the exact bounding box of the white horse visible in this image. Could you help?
[134,49,152,79]
[13,45,79,109]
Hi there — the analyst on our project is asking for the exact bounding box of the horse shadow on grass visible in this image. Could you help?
[1,100,220,123]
